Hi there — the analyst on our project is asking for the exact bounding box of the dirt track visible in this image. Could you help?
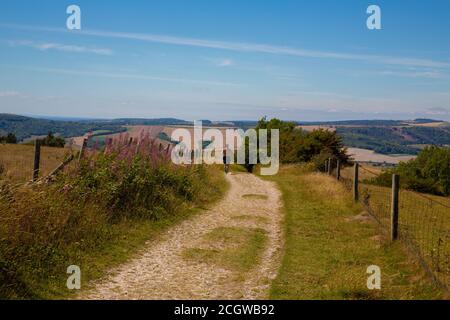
[80,173,283,300]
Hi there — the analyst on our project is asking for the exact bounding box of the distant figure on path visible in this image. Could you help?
[223,145,232,174]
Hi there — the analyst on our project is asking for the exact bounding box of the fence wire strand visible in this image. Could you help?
[399,190,449,287]
[0,144,72,183]
[327,162,449,290]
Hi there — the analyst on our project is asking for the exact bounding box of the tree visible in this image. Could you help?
[253,117,349,167]
[255,117,304,163]
[0,133,17,144]
[371,146,450,196]
[298,129,348,163]
[41,132,66,148]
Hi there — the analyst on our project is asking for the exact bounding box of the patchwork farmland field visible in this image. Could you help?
[347,147,416,164]
[72,125,245,150]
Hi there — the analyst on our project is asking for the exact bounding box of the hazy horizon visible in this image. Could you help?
[10,111,450,123]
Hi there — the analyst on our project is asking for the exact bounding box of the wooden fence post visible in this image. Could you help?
[328,158,332,175]
[336,160,341,181]
[78,137,87,161]
[353,162,359,201]
[324,160,328,173]
[32,139,41,182]
[391,174,400,241]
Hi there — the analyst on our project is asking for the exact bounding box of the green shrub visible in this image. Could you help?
[0,133,17,144]
[369,146,450,196]
[255,117,348,165]
[41,132,65,148]
[311,150,334,171]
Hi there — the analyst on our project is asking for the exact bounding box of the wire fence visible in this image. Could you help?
[0,143,72,184]
[327,159,449,291]
[398,189,449,288]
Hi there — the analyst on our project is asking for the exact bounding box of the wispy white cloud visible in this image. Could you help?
[3,24,449,69]
[82,31,450,69]
[203,57,234,67]
[0,90,20,97]
[21,66,243,87]
[217,58,234,67]
[80,29,450,68]
[378,70,448,79]
[9,40,113,55]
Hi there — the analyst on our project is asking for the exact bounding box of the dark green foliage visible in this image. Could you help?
[71,154,203,221]
[337,125,450,155]
[371,146,450,196]
[41,133,65,148]
[0,114,126,141]
[297,129,348,163]
[249,117,348,170]
[0,133,17,144]
[256,117,300,163]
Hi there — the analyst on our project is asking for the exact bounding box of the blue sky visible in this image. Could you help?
[1,0,450,121]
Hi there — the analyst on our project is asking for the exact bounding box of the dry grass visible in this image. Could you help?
[0,144,71,183]
[340,162,449,288]
[241,193,269,200]
[262,165,445,299]
[341,164,383,181]
[359,183,450,287]
[183,227,268,273]
[307,172,349,201]
[232,215,269,224]
[347,147,416,164]
[410,122,449,128]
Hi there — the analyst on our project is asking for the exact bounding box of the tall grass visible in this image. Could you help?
[0,136,225,299]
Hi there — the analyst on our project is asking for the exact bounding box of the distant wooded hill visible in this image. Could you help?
[0,114,126,141]
[0,114,194,141]
[298,119,450,155]
[0,114,257,142]
[1,114,449,155]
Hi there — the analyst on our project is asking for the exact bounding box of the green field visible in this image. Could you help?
[262,165,445,299]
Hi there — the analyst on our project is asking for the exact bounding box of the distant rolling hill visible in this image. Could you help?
[0,114,126,141]
[1,114,449,155]
[0,114,190,141]
[0,114,255,142]
[298,119,450,155]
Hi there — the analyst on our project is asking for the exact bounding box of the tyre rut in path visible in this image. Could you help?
[80,173,283,300]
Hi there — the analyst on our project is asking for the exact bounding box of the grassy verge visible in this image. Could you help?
[262,165,445,300]
[0,153,228,299]
[183,227,268,273]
